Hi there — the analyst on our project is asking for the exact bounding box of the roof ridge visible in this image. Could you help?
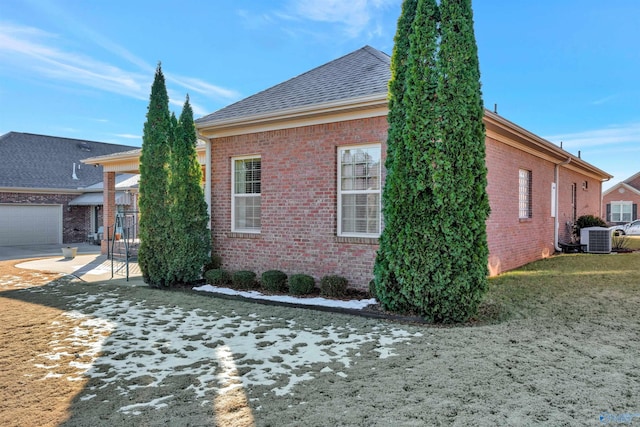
[623,170,640,184]
[360,45,391,62]
[196,45,391,125]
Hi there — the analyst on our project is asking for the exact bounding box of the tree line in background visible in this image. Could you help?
[374,0,490,322]
[138,64,211,288]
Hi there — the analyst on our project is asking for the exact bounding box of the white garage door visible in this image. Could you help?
[0,204,62,246]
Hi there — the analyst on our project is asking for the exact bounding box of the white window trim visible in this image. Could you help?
[337,143,381,238]
[231,155,261,233]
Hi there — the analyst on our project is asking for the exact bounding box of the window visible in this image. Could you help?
[611,201,632,223]
[519,169,532,219]
[232,156,261,232]
[338,144,381,237]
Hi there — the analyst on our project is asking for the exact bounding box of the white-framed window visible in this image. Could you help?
[611,201,632,223]
[337,144,381,237]
[519,169,532,219]
[232,156,261,233]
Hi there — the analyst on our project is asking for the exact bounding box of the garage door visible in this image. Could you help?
[0,204,62,246]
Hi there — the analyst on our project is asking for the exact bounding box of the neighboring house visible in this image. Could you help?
[602,171,640,225]
[193,46,611,289]
[0,132,135,246]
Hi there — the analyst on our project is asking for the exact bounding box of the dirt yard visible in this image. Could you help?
[1,255,639,426]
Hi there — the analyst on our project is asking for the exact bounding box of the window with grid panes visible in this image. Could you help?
[519,169,532,219]
[611,201,632,223]
[338,145,381,237]
[232,156,261,232]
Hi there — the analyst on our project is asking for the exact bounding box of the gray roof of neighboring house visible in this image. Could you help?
[195,45,391,124]
[0,132,136,189]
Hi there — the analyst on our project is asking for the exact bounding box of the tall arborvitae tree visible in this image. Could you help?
[374,0,489,322]
[167,95,211,285]
[433,0,489,322]
[138,64,172,287]
[374,0,433,312]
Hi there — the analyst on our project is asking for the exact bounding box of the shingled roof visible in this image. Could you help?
[0,132,135,189]
[195,45,391,125]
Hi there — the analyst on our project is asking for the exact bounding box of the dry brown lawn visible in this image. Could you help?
[1,253,639,426]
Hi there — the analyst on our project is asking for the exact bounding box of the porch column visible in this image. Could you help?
[101,171,116,255]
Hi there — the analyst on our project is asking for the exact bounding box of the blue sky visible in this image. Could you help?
[1,1,638,189]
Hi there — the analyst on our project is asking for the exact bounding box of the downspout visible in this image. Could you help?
[554,157,572,251]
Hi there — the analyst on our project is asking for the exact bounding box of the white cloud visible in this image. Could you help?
[0,22,148,99]
[0,22,239,107]
[590,94,618,106]
[289,0,397,38]
[165,73,241,100]
[114,133,140,140]
[292,0,370,37]
[544,122,640,149]
[237,0,398,40]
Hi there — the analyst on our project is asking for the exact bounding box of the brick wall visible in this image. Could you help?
[211,117,387,290]
[557,167,603,237]
[0,192,91,243]
[210,118,605,288]
[485,138,603,274]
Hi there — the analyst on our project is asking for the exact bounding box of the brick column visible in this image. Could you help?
[101,171,116,255]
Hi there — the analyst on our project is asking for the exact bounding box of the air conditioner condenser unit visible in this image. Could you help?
[580,226,612,254]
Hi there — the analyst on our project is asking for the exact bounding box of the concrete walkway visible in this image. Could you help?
[15,254,141,283]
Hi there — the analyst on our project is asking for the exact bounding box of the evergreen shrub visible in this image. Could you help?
[575,215,608,241]
[205,269,231,287]
[261,270,288,292]
[232,270,258,290]
[320,275,348,298]
[289,274,316,295]
[576,215,607,230]
[374,0,490,322]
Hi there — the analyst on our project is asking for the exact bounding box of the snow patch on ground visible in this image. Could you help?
[36,311,115,381]
[193,284,377,310]
[33,290,420,414]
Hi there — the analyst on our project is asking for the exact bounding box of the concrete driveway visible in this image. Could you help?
[0,243,101,261]
[0,243,140,282]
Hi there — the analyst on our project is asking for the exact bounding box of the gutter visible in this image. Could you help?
[0,186,85,194]
[554,157,572,251]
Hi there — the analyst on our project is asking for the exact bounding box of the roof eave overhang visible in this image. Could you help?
[0,187,85,194]
[81,143,207,173]
[196,93,389,138]
[81,155,141,173]
[483,110,613,181]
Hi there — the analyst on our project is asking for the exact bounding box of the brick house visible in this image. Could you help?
[194,46,611,289]
[0,132,135,245]
[602,171,640,225]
